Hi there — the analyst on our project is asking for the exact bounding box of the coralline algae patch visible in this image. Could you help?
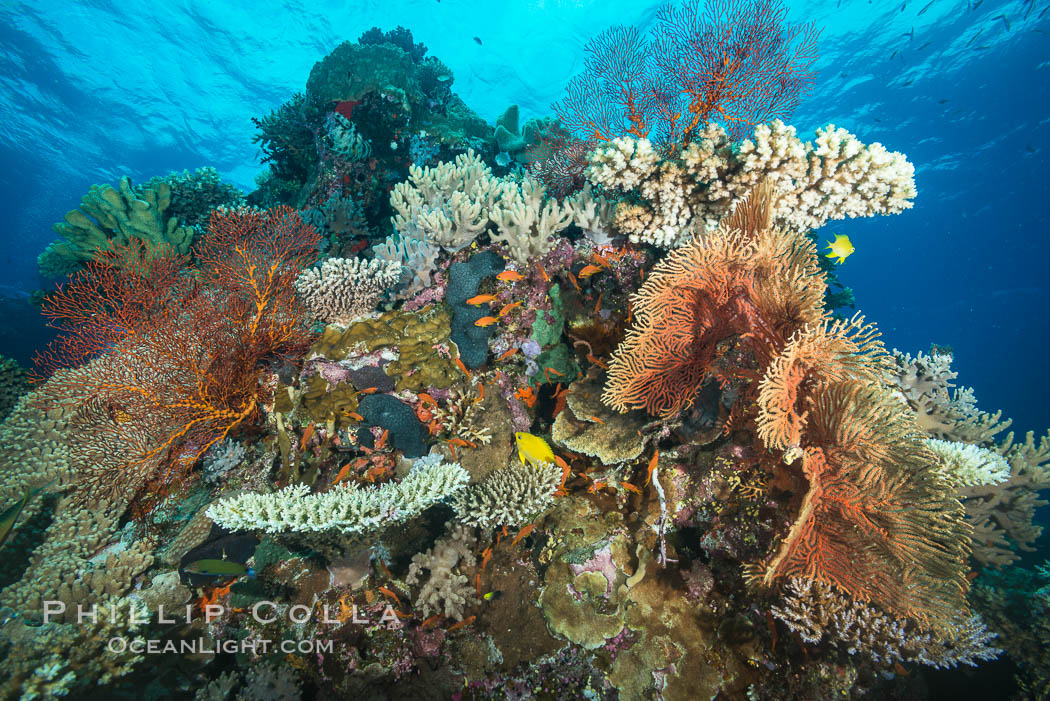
[1,10,1048,701]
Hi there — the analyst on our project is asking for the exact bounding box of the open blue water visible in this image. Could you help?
[0,0,1047,436]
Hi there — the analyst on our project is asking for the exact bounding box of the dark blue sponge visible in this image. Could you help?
[446,250,505,368]
[357,394,428,458]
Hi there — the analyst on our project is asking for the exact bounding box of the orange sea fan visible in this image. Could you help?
[38,207,320,515]
[755,314,886,454]
[754,321,972,631]
[602,182,825,418]
[760,384,971,631]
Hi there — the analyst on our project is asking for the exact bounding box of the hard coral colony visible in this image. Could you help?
[0,4,1046,701]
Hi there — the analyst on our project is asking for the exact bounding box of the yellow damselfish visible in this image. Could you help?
[515,432,555,468]
[824,234,855,264]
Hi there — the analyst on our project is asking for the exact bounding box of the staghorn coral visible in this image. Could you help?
[452,460,563,529]
[587,121,916,247]
[405,523,477,620]
[295,256,402,326]
[206,454,468,534]
[772,578,1001,669]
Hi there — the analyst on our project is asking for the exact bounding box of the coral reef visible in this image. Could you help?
[13,12,1045,700]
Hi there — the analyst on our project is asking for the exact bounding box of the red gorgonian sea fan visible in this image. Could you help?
[553,0,819,147]
[36,206,320,514]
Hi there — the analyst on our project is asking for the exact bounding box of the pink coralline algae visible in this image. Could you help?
[568,542,617,599]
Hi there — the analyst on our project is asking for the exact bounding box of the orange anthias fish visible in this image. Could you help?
[621,481,642,495]
[475,316,500,327]
[644,449,659,485]
[447,615,476,632]
[496,347,519,362]
[578,264,602,278]
[496,270,524,282]
[512,523,536,546]
[378,586,402,605]
[466,294,498,306]
[498,301,522,317]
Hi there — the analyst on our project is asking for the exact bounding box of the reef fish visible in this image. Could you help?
[824,234,855,264]
[0,479,55,550]
[183,558,254,578]
[515,431,556,468]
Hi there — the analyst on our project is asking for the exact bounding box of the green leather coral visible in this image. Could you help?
[37,176,194,278]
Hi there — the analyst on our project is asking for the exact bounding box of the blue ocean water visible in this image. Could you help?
[0,0,1046,437]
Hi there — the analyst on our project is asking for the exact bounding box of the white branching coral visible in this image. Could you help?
[391,151,615,265]
[452,461,562,529]
[295,257,402,326]
[390,150,502,252]
[586,121,917,247]
[205,454,468,534]
[488,176,575,265]
[927,438,1011,488]
[772,578,1001,669]
[372,232,439,296]
[406,524,477,621]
